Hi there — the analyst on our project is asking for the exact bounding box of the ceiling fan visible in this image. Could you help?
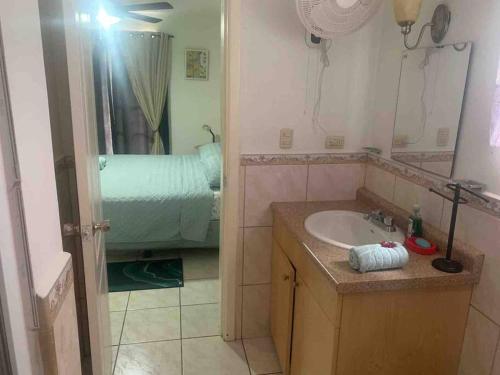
[103,2,174,24]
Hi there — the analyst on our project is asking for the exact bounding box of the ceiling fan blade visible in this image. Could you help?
[126,12,163,23]
[122,2,173,11]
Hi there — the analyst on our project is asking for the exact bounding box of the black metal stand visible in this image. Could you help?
[429,183,489,274]
[432,258,463,273]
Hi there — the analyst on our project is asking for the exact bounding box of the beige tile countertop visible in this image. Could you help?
[271,193,484,294]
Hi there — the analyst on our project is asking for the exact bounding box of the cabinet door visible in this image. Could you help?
[290,275,335,375]
[271,240,296,375]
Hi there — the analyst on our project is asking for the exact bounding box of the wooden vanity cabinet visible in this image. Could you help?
[271,234,472,375]
[270,241,295,374]
[289,274,336,375]
[271,241,338,375]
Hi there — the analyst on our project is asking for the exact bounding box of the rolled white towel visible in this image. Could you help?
[349,242,409,273]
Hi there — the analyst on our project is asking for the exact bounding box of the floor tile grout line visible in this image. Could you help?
[109,253,221,374]
[126,305,181,312]
[242,337,283,375]
[489,331,500,375]
[119,333,232,348]
[118,291,131,343]
[119,337,183,347]
[181,301,220,307]
[113,291,130,375]
[179,282,184,375]
[182,332,223,341]
[240,338,253,375]
[240,223,246,339]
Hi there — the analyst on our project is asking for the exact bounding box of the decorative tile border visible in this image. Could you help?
[239,151,500,218]
[367,153,500,218]
[37,256,74,327]
[37,256,75,375]
[391,151,454,163]
[240,152,368,166]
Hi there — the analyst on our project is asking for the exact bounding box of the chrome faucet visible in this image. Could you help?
[364,210,396,232]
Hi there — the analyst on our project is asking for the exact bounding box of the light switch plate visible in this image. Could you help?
[393,134,408,147]
[280,128,293,149]
[437,128,450,147]
[325,135,345,149]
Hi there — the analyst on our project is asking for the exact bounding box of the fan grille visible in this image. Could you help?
[296,0,382,39]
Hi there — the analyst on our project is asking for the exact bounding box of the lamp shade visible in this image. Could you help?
[393,0,423,26]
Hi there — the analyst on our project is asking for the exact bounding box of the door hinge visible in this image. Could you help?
[62,223,80,237]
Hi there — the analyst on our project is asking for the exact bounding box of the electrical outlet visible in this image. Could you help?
[280,128,293,149]
[325,136,345,149]
[393,134,408,147]
[437,127,450,147]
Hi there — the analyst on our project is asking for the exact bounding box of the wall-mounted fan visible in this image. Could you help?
[296,0,382,39]
[295,0,382,134]
[104,2,173,24]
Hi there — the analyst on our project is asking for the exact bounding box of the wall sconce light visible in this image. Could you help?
[202,124,216,143]
[393,1,451,50]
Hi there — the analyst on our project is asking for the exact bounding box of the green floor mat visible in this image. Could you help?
[107,258,183,292]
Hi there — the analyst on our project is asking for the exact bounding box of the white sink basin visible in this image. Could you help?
[304,210,405,249]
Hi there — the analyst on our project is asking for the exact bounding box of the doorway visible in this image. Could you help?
[92,3,224,371]
[41,0,246,372]
[92,0,226,373]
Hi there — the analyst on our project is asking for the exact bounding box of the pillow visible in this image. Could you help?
[99,156,107,171]
[198,143,221,188]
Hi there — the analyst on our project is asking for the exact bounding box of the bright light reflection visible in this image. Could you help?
[97,7,120,29]
[81,13,91,23]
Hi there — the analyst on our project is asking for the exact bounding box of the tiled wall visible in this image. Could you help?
[237,160,366,338]
[364,163,500,375]
[237,153,500,375]
[38,257,82,375]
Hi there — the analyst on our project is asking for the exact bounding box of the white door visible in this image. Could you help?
[62,1,112,374]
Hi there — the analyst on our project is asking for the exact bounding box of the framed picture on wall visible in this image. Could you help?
[185,48,209,80]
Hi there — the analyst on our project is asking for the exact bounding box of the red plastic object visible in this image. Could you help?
[404,237,437,255]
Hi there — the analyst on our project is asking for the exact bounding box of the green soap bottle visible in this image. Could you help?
[408,204,423,237]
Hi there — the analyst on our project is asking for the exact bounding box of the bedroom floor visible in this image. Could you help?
[108,248,282,375]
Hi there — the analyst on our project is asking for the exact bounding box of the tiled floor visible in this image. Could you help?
[108,248,282,375]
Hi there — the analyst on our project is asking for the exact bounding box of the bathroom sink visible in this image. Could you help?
[304,210,405,249]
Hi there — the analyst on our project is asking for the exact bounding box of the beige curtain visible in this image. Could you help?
[119,32,171,154]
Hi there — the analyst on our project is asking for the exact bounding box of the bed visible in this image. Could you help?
[99,147,221,251]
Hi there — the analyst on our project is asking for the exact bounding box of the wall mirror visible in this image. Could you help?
[391,42,472,178]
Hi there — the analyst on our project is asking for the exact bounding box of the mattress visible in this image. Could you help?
[106,220,220,251]
[100,154,217,246]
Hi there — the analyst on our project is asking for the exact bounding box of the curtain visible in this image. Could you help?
[119,32,171,155]
[109,51,154,154]
[93,38,115,155]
